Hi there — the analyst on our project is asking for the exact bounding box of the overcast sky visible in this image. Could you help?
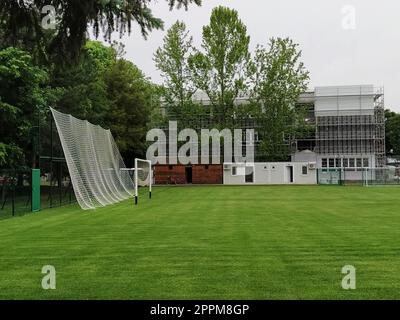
[102,0,400,111]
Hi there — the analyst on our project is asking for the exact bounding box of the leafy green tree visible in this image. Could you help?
[154,21,206,130]
[52,41,116,125]
[250,37,310,161]
[188,6,251,127]
[147,84,166,128]
[0,47,59,168]
[104,59,157,162]
[154,21,196,111]
[46,40,157,164]
[385,109,400,156]
[0,0,201,60]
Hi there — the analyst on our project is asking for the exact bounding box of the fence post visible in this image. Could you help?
[32,169,41,212]
[59,163,62,206]
[49,116,53,208]
[12,174,15,216]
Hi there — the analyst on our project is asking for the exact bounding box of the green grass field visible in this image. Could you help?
[1,185,400,300]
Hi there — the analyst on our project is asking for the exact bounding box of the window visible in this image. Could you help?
[329,158,335,168]
[232,166,237,176]
[302,165,308,175]
[363,158,369,168]
[335,158,342,168]
[356,158,362,168]
[322,158,327,168]
[169,165,173,170]
[349,158,355,168]
[343,158,349,168]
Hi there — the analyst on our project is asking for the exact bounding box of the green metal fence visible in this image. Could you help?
[0,165,76,219]
[0,169,32,218]
[1,110,77,219]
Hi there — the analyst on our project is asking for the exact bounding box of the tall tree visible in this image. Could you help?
[0,47,59,168]
[154,21,206,130]
[385,109,400,156]
[104,59,157,163]
[188,6,251,127]
[250,37,310,161]
[51,40,157,161]
[0,0,201,60]
[154,21,196,112]
[52,41,116,125]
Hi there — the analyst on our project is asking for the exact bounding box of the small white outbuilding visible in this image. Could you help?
[223,162,317,185]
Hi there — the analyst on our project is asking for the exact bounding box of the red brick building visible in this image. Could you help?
[154,165,222,185]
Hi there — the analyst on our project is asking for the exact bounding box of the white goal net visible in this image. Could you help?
[51,108,135,210]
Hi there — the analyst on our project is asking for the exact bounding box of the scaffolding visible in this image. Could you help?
[315,86,385,168]
[159,86,386,166]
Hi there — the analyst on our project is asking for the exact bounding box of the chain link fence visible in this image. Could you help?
[0,169,32,218]
[0,164,76,219]
[1,113,78,219]
[317,167,400,186]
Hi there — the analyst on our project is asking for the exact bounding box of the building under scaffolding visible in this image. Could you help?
[155,84,386,184]
[314,85,385,168]
[292,85,386,183]
[172,84,386,169]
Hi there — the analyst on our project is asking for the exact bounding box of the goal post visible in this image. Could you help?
[134,158,152,205]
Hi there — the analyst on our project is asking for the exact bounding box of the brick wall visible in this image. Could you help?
[154,165,222,185]
[192,165,222,184]
[154,165,186,184]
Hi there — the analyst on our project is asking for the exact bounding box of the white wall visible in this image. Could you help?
[223,162,317,185]
[315,85,375,117]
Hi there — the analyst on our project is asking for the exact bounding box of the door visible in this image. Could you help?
[185,166,193,184]
[286,166,294,183]
[245,166,254,183]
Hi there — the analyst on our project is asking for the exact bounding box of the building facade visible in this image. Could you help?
[293,85,385,182]
[154,84,385,185]
[223,162,317,185]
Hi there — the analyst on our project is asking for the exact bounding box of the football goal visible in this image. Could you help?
[134,159,152,205]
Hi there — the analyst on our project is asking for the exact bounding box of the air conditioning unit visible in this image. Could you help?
[308,162,317,170]
[223,164,231,170]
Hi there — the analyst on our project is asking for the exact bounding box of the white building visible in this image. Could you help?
[223,162,317,185]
